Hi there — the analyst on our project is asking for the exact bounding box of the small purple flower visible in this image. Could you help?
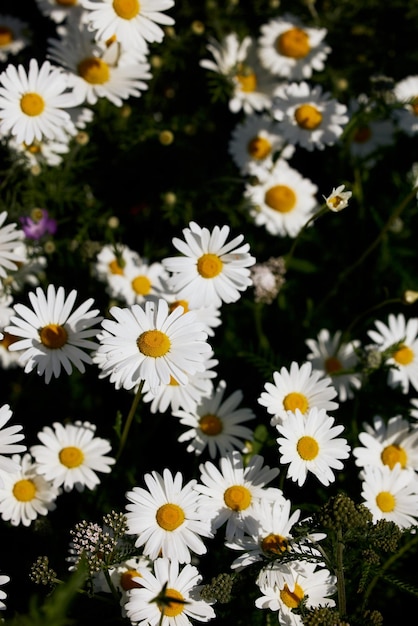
[20,209,57,240]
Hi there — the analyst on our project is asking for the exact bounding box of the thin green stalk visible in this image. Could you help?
[285,205,329,267]
[336,527,347,618]
[116,380,144,461]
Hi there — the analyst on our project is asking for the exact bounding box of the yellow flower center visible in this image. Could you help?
[20,93,45,117]
[112,0,140,19]
[13,479,37,502]
[168,299,189,313]
[39,324,68,349]
[223,485,252,511]
[199,414,223,436]
[59,446,85,468]
[131,275,152,295]
[381,444,407,470]
[159,588,185,617]
[120,570,142,590]
[283,392,309,413]
[156,503,185,531]
[108,259,124,275]
[169,375,179,386]
[235,64,257,93]
[247,136,272,160]
[78,57,110,84]
[279,582,304,609]
[297,435,319,460]
[1,332,19,350]
[276,27,310,59]
[294,104,323,130]
[376,491,396,513]
[261,533,289,555]
[264,185,296,213]
[0,27,13,46]
[324,356,342,373]
[327,195,344,210]
[137,330,171,358]
[353,125,372,143]
[393,345,414,365]
[197,253,223,278]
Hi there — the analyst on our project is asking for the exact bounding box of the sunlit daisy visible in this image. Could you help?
[175,379,255,459]
[0,574,10,611]
[367,313,418,393]
[0,14,30,62]
[97,298,211,391]
[360,464,418,528]
[0,403,26,478]
[5,284,103,383]
[305,328,362,401]
[258,360,339,427]
[393,75,418,136]
[125,468,213,563]
[81,0,175,54]
[244,158,318,237]
[196,451,281,541]
[30,420,115,492]
[0,58,80,145]
[106,258,168,306]
[162,221,256,309]
[324,185,352,213]
[272,81,349,151]
[258,13,331,80]
[0,210,25,279]
[276,407,350,487]
[124,557,216,626]
[34,0,85,24]
[0,452,60,526]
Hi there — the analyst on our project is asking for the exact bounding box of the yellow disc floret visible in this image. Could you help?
[137,330,171,357]
[120,570,142,590]
[0,27,13,46]
[197,253,223,278]
[13,479,36,502]
[294,104,323,130]
[78,58,110,84]
[261,533,289,555]
[39,324,68,349]
[279,582,304,609]
[59,446,85,468]
[199,414,223,436]
[131,275,152,295]
[113,0,140,20]
[247,136,272,160]
[159,588,185,617]
[156,503,185,531]
[381,444,407,470]
[265,185,297,213]
[20,93,45,116]
[376,491,396,513]
[283,392,309,413]
[223,485,252,511]
[276,28,310,59]
[393,345,414,365]
[297,435,319,461]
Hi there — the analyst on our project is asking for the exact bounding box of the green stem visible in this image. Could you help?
[336,527,347,618]
[285,205,328,267]
[116,380,144,461]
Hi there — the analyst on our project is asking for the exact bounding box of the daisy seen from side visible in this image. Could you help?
[125,468,213,564]
[258,360,339,427]
[30,420,115,492]
[276,407,350,487]
[0,403,26,478]
[0,211,25,280]
[162,221,256,309]
[324,184,352,213]
[0,14,30,62]
[393,75,418,136]
[5,284,103,383]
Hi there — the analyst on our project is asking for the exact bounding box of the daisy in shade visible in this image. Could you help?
[255,560,336,626]
[8,134,71,170]
[347,96,395,161]
[5,284,103,384]
[81,0,175,55]
[97,298,211,391]
[244,158,318,237]
[360,464,418,528]
[257,13,331,80]
[124,557,216,626]
[393,75,418,136]
[352,414,418,478]
[174,379,255,459]
[0,210,25,279]
[305,328,362,402]
[93,555,151,615]
[228,113,295,177]
[0,574,9,611]
[161,289,223,338]
[324,184,352,213]
[0,58,80,145]
[367,313,418,393]
[272,81,349,151]
[34,0,85,24]
[0,297,23,370]
[276,407,350,487]
[162,221,256,309]
[258,360,339,427]
[0,403,26,479]
[195,450,282,542]
[107,258,168,306]
[93,242,141,287]
[0,14,30,62]
[0,452,60,527]
[30,420,115,492]
[125,468,213,564]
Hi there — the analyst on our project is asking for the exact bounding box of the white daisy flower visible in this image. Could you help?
[81,0,174,54]
[0,210,25,279]
[324,184,352,213]
[0,574,10,611]
[195,450,281,541]
[228,113,295,176]
[106,258,168,306]
[124,557,216,626]
[0,296,23,370]
[30,420,115,492]
[97,298,211,391]
[272,81,349,151]
[305,328,362,401]
[352,414,418,477]
[255,560,336,625]
[257,13,331,80]
[93,242,141,286]
[93,555,152,614]
[0,452,60,526]
[8,134,71,169]
[34,0,85,24]
[0,14,30,62]
[2,242,47,292]
[0,404,26,478]
[159,289,223,338]
[162,221,256,309]
[276,407,350,487]
[125,468,213,564]
[258,360,339,427]
[360,464,418,528]
[367,313,418,393]
[0,58,80,145]
[5,284,103,383]
[175,379,255,459]
[393,75,418,136]
[244,158,318,237]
